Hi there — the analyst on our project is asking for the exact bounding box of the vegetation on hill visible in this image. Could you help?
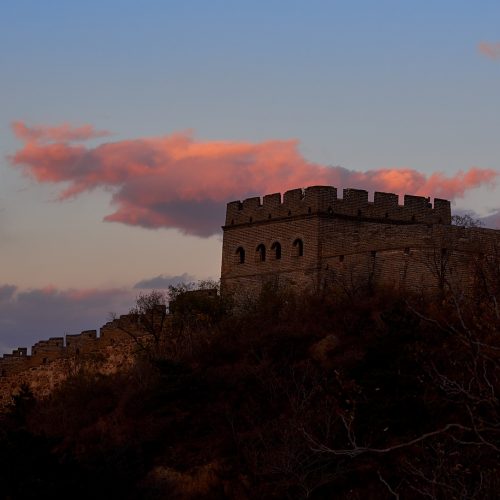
[1,274,499,499]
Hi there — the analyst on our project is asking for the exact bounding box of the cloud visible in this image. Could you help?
[9,121,499,237]
[133,273,195,289]
[480,209,500,229]
[0,285,17,303]
[0,285,136,355]
[478,42,500,60]
[11,121,111,143]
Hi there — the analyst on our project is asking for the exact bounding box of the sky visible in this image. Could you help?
[1,0,499,354]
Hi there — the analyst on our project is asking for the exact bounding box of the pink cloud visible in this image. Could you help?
[11,121,111,143]
[478,42,500,60]
[9,121,499,237]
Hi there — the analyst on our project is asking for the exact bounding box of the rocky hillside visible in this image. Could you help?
[1,281,499,499]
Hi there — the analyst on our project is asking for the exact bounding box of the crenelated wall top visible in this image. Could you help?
[224,186,451,227]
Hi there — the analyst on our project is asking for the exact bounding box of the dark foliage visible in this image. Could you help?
[1,281,499,499]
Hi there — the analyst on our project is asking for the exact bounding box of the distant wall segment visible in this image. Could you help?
[0,311,155,409]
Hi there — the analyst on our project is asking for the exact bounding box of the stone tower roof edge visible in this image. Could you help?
[225,185,451,226]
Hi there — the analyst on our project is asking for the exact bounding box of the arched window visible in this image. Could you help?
[293,238,304,257]
[256,244,266,262]
[236,246,245,264]
[271,241,282,260]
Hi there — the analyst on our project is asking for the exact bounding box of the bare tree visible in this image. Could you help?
[112,290,169,361]
[451,213,483,228]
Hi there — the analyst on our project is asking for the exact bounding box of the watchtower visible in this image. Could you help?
[221,185,454,297]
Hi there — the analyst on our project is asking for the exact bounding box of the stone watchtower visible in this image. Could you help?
[220,185,462,297]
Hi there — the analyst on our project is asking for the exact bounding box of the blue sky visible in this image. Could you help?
[1,1,499,353]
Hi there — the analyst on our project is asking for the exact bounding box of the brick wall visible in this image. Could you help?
[0,305,175,411]
[221,185,499,297]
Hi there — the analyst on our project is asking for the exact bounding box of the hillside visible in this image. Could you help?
[1,281,499,499]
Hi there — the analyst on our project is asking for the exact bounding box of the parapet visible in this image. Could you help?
[66,330,98,353]
[32,337,64,355]
[0,347,29,375]
[1,347,28,359]
[224,186,451,226]
[100,313,142,343]
[0,305,175,383]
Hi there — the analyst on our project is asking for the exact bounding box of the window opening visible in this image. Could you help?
[256,244,266,262]
[293,238,304,257]
[236,247,245,264]
[271,242,282,260]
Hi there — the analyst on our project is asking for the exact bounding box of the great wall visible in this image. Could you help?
[221,185,500,297]
[0,310,157,409]
[2,185,500,410]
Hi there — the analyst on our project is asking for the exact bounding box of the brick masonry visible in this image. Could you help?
[0,312,154,410]
[221,185,500,297]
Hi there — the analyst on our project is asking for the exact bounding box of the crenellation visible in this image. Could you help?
[100,314,143,344]
[6,348,28,358]
[66,330,98,353]
[224,186,450,227]
[403,194,430,210]
[0,301,186,408]
[283,188,305,206]
[374,191,399,209]
[0,314,151,380]
[66,330,97,344]
[242,196,261,211]
[342,188,369,207]
[262,193,281,211]
[303,185,337,212]
[32,337,64,354]
[403,195,432,223]
[433,198,452,224]
[224,201,243,225]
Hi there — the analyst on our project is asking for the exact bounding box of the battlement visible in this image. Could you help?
[225,186,451,226]
[0,300,184,387]
[2,348,28,358]
[66,330,98,353]
[32,337,64,355]
[0,320,141,378]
